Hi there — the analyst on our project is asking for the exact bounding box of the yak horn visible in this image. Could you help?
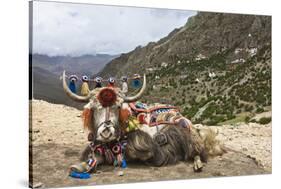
[62,70,91,102]
[121,74,146,102]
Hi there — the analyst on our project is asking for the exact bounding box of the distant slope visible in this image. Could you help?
[98,12,271,125]
[31,53,118,108]
[31,66,85,109]
[32,53,119,77]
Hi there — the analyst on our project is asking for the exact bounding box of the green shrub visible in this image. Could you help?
[226,113,236,120]
[245,105,254,112]
[256,107,264,113]
[244,116,251,123]
[205,120,218,126]
[250,119,257,123]
[258,117,271,124]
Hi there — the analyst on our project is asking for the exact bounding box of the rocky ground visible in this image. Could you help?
[29,100,272,188]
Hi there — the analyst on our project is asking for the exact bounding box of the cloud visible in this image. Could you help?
[32,1,196,56]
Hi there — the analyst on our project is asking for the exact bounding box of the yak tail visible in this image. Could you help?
[196,127,227,157]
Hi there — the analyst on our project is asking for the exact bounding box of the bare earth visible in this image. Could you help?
[30,100,272,188]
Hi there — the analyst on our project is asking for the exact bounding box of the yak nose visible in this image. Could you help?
[104,120,112,128]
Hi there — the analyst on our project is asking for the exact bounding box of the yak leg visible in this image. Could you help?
[80,145,92,162]
[188,129,208,172]
[193,155,203,172]
[79,144,105,173]
[73,145,105,173]
[87,154,104,173]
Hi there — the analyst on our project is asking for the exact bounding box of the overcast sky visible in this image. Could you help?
[32,1,196,56]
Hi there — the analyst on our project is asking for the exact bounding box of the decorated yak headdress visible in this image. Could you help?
[62,71,146,130]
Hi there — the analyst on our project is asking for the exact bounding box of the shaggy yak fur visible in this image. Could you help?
[125,126,208,166]
[81,122,225,168]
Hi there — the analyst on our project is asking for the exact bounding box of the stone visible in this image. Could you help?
[33,182,44,188]
[33,129,40,133]
[117,170,124,176]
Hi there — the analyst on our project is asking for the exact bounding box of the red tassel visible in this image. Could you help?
[82,108,93,130]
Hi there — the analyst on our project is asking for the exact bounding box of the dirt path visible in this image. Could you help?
[30,100,271,188]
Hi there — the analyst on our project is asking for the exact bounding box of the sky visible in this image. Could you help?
[32,1,196,56]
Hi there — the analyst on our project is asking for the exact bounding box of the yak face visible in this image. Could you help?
[84,88,123,143]
[94,106,119,142]
[91,104,121,143]
[62,70,146,143]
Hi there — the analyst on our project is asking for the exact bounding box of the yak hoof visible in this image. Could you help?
[193,155,203,172]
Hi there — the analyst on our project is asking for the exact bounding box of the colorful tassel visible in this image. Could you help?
[80,82,90,96]
[68,81,76,94]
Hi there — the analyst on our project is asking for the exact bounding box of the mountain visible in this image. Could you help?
[31,53,118,109]
[31,66,85,109]
[32,53,119,76]
[98,12,272,125]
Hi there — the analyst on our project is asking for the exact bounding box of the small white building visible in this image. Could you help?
[246,47,257,57]
[231,58,246,64]
[161,62,168,68]
[234,48,243,54]
[208,72,216,78]
[180,74,188,79]
[195,54,206,61]
[146,67,156,72]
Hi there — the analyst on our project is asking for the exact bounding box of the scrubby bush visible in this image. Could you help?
[244,116,251,123]
[245,105,254,112]
[258,117,271,124]
[256,107,264,113]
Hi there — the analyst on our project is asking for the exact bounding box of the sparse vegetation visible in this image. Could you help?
[258,117,271,124]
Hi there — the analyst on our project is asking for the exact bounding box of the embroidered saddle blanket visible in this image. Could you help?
[128,102,191,129]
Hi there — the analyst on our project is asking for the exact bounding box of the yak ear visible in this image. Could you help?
[119,108,131,124]
[82,108,94,132]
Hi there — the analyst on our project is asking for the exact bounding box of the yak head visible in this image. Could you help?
[62,71,146,143]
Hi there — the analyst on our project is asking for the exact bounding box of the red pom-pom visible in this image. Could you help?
[137,113,147,124]
[97,88,117,107]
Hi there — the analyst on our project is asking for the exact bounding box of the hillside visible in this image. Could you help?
[98,12,271,125]
[30,100,271,187]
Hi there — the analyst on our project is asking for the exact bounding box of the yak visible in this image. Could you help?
[62,71,225,172]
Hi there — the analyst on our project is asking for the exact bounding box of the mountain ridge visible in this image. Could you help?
[31,53,119,76]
